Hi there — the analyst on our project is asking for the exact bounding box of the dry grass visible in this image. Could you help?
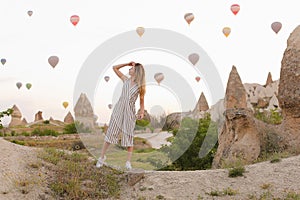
[37,147,125,199]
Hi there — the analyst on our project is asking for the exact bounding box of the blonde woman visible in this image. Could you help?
[96,61,146,170]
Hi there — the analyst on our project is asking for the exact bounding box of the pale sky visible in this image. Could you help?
[1,0,299,125]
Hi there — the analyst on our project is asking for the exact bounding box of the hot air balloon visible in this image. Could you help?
[62,102,69,109]
[26,83,32,90]
[48,56,59,68]
[16,82,22,89]
[231,4,240,15]
[136,27,145,37]
[1,58,6,65]
[108,104,112,109]
[184,13,194,25]
[195,76,201,82]
[27,10,33,17]
[70,15,80,26]
[188,53,199,65]
[104,76,110,82]
[271,22,282,34]
[223,27,231,37]
[154,73,164,85]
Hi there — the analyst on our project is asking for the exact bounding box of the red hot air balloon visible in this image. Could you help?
[271,22,282,34]
[231,4,240,15]
[184,13,194,25]
[70,15,80,26]
[195,76,201,82]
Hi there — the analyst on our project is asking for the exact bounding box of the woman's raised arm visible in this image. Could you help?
[113,62,135,82]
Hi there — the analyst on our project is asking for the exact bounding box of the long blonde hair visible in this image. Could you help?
[134,63,146,97]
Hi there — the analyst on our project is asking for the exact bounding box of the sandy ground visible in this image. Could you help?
[0,138,51,200]
[121,155,300,200]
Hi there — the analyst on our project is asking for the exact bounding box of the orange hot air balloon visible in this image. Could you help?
[62,102,69,109]
[271,22,282,34]
[223,27,231,37]
[48,56,59,68]
[231,4,240,15]
[136,27,145,37]
[108,104,112,109]
[188,53,199,65]
[184,13,194,25]
[70,15,80,26]
[104,76,110,82]
[154,73,164,85]
[27,10,33,17]
[195,76,201,82]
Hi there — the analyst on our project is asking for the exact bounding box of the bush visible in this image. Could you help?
[160,114,218,170]
[64,123,78,134]
[31,128,59,137]
[228,166,245,177]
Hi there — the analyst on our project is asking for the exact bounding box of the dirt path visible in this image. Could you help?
[0,138,51,200]
[121,155,300,200]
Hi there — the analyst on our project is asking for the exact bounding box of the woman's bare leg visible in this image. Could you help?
[127,146,133,162]
[100,141,110,159]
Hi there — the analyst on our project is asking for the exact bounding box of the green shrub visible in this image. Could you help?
[31,128,59,137]
[11,140,25,145]
[228,166,245,177]
[160,114,218,170]
[43,120,50,124]
[64,123,78,134]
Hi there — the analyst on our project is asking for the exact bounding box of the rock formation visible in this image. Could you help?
[74,93,97,131]
[162,112,183,131]
[212,66,261,168]
[278,25,300,147]
[9,105,25,127]
[265,72,273,86]
[64,112,74,124]
[193,92,209,112]
[34,111,43,122]
[224,66,247,109]
[21,118,27,124]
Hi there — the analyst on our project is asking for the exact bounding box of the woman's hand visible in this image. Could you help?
[137,110,144,120]
[128,61,136,66]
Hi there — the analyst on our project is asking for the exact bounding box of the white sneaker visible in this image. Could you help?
[125,161,132,170]
[96,155,106,168]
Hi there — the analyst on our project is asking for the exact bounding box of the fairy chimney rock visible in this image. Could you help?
[265,72,273,86]
[278,25,300,143]
[74,93,94,118]
[22,118,28,124]
[278,25,300,120]
[34,111,43,122]
[225,66,247,109]
[9,105,24,127]
[64,111,74,124]
[193,92,209,112]
[74,93,97,130]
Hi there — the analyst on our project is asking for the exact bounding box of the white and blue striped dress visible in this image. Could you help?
[104,75,140,147]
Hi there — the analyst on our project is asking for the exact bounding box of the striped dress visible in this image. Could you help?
[104,75,140,147]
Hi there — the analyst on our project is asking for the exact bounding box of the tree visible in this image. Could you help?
[0,108,13,129]
[160,114,218,170]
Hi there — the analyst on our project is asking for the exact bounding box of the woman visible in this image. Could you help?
[96,61,146,170]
